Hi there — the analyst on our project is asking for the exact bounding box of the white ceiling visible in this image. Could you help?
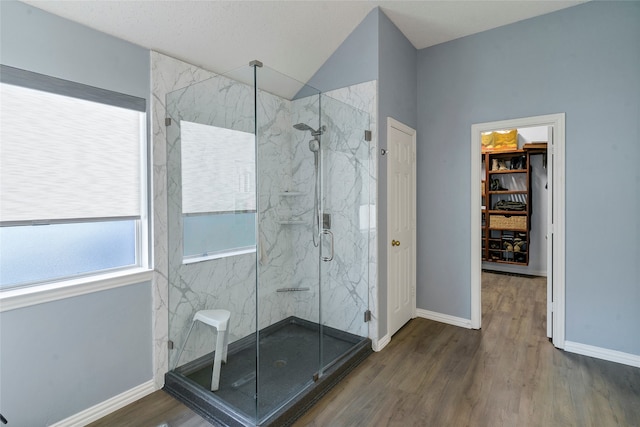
[22,1,585,84]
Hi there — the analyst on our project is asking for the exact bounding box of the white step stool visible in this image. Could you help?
[177,309,230,391]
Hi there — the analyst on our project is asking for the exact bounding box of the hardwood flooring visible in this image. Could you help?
[87,390,208,427]
[92,272,640,426]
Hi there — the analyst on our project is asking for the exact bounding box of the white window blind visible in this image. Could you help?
[0,82,143,222]
[180,121,255,214]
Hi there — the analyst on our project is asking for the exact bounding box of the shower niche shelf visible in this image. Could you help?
[277,190,306,225]
[277,220,305,225]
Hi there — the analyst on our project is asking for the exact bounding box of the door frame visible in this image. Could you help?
[470,113,565,349]
[386,117,417,338]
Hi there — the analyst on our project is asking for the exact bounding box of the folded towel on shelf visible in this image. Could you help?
[494,200,526,211]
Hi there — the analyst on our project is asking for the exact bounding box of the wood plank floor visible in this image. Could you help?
[91,272,640,426]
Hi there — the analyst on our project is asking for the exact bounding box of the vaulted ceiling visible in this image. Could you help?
[22,1,585,83]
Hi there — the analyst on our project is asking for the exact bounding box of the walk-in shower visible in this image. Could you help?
[163,62,372,426]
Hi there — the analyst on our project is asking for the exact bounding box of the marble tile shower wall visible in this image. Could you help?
[287,94,372,338]
[322,82,378,343]
[151,52,216,385]
[166,73,297,367]
[153,51,379,371]
[321,96,371,338]
[254,84,299,337]
[276,95,320,326]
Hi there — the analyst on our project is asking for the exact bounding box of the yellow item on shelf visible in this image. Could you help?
[493,129,518,151]
[481,129,517,152]
[481,132,494,152]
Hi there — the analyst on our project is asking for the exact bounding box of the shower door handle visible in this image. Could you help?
[321,229,334,262]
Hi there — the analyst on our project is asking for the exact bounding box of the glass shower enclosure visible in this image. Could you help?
[164,62,371,426]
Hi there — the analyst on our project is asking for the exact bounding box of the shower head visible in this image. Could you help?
[293,123,326,136]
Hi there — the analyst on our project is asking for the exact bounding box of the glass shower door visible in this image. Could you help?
[319,94,371,373]
[254,65,322,422]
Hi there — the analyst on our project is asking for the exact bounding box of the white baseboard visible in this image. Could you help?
[416,309,473,329]
[50,379,157,427]
[564,341,640,368]
[373,334,390,352]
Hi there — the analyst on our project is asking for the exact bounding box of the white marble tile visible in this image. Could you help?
[154,51,379,375]
[274,90,374,339]
[150,52,216,386]
[322,81,379,342]
[164,70,311,367]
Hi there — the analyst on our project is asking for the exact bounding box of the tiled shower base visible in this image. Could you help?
[164,316,372,426]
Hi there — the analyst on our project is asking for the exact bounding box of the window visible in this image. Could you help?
[0,66,148,290]
[180,121,255,260]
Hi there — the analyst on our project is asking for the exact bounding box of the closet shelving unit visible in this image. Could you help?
[482,149,531,266]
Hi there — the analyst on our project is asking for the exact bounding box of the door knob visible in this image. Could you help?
[391,240,401,247]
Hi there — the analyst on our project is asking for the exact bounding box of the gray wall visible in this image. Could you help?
[303,7,418,339]
[0,1,149,100]
[0,283,152,426]
[377,11,417,338]
[417,1,640,355]
[0,1,153,424]
[304,8,379,93]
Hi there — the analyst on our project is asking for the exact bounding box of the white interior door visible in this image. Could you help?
[546,126,554,338]
[387,118,416,337]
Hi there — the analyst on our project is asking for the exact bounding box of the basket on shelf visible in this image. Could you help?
[489,214,527,230]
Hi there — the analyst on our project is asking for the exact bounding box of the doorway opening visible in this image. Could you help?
[471,114,565,349]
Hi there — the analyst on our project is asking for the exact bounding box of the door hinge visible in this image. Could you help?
[364,310,372,322]
[168,340,174,350]
[165,118,172,126]
[364,130,372,142]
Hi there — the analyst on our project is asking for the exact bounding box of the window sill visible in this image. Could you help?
[183,247,256,265]
[0,268,154,312]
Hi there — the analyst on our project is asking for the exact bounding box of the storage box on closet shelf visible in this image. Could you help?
[481,129,518,153]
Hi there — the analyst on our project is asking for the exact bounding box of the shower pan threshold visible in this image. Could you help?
[164,316,372,427]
